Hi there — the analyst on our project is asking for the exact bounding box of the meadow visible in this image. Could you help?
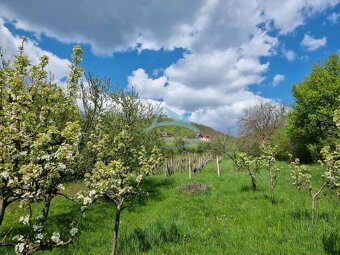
[1,159,339,255]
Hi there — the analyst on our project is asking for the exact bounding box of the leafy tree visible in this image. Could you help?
[80,90,163,255]
[287,54,340,162]
[76,73,111,177]
[82,124,163,255]
[0,39,81,253]
[269,127,293,161]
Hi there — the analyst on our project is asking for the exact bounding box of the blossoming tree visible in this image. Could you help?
[260,143,280,203]
[291,104,339,224]
[0,38,82,254]
[81,89,163,255]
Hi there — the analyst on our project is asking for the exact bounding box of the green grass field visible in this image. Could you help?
[1,160,339,254]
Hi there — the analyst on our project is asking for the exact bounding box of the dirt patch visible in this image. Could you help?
[179,182,210,194]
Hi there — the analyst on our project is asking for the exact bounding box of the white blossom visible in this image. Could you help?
[19,215,30,225]
[35,233,44,240]
[89,190,96,197]
[13,235,24,241]
[0,171,9,180]
[57,184,65,191]
[83,197,92,205]
[15,243,26,254]
[33,224,43,232]
[51,232,61,243]
[70,227,78,236]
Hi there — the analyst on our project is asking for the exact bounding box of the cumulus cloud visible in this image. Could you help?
[259,0,339,34]
[0,18,70,84]
[0,0,338,55]
[0,0,338,133]
[273,74,285,86]
[301,34,327,51]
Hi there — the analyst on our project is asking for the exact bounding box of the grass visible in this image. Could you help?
[1,159,339,254]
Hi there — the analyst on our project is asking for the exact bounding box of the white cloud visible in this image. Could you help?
[0,0,338,54]
[0,18,70,84]
[127,39,273,131]
[327,12,340,23]
[259,0,339,34]
[301,34,327,51]
[0,0,338,133]
[273,74,285,86]
[282,49,296,61]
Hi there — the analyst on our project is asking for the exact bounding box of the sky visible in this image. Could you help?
[0,0,339,134]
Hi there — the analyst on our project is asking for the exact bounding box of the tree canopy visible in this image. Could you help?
[287,54,340,162]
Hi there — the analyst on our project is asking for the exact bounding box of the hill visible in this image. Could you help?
[154,116,223,138]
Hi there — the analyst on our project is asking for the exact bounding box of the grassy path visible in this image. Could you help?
[2,159,339,254]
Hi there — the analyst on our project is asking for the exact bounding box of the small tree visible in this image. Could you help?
[260,143,280,203]
[290,159,325,224]
[236,153,260,191]
[290,158,310,190]
[290,105,339,224]
[83,126,162,255]
[81,89,162,255]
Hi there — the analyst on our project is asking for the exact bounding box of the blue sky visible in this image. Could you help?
[0,0,339,133]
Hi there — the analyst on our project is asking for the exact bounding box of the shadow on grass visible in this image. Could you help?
[119,220,182,254]
[0,204,81,253]
[263,194,284,205]
[240,184,259,192]
[322,231,340,255]
[129,177,176,209]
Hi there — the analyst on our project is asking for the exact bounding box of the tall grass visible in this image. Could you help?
[1,160,339,254]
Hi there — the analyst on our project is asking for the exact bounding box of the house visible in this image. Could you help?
[202,135,210,141]
[195,132,210,141]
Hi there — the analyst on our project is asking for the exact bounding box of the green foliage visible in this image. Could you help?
[80,90,164,254]
[76,73,111,178]
[290,100,340,224]
[269,127,294,161]
[0,39,81,253]
[287,54,340,162]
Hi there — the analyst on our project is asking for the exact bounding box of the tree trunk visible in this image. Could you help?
[0,197,7,226]
[309,183,326,224]
[216,155,220,178]
[188,157,191,179]
[43,196,52,219]
[111,206,121,255]
[251,175,257,192]
[311,196,316,224]
[271,189,275,204]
